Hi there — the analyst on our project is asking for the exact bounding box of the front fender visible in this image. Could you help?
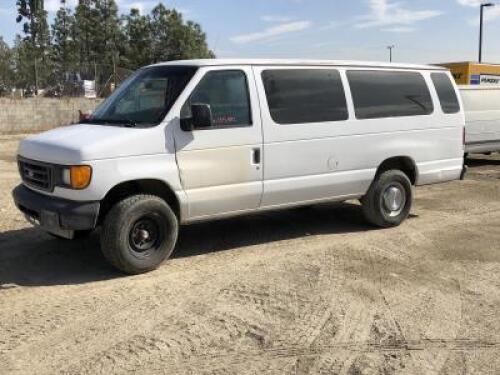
[50,154,184,203]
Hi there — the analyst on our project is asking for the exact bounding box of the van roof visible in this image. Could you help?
[149,59,446,71]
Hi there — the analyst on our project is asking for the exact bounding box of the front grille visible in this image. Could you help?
[18,158,54,192]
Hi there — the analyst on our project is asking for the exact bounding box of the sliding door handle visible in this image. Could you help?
[252,148,261,165]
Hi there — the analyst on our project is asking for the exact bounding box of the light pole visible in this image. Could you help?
[479,2,495,63]
[387,45,395,63]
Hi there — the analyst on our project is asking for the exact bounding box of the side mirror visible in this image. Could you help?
[180,103,213,132]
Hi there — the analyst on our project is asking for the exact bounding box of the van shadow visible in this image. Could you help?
[173,202,371,259]
[0,202,371,288]
[0,228,120,288]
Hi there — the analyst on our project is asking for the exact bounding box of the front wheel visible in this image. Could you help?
[361,170,413,228]
[100,195,179,275]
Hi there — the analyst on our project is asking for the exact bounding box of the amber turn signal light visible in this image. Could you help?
[70,165,92,189]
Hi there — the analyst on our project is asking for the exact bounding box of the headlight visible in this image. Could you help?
[62,168,71,185]
[60,165,92,190]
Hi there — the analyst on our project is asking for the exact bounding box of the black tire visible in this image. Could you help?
[361,170,413,228]
[48,230,93,240]
[100,194,179,275]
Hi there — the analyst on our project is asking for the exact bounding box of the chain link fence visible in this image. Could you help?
[5,63,134,99]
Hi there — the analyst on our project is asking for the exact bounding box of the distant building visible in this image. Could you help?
[439,62,500,86]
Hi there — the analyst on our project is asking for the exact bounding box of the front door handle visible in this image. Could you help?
[252,148,261,165]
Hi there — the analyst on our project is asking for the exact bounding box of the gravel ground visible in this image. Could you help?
[0,135,499,374]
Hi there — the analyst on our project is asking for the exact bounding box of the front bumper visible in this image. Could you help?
[12,184,100,237]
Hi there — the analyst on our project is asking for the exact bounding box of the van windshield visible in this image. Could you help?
[88,66,197,127]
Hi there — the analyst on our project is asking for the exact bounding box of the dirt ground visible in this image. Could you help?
[0,135,499,375]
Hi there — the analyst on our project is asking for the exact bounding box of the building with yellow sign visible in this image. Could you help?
[439,62,500,86]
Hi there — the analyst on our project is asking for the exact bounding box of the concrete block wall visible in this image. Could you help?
[0,98,103,135]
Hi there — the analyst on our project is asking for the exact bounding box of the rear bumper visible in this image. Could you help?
[12,184,100,233]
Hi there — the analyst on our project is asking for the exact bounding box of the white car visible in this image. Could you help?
[460,85,500,154]
[13,59,466,274]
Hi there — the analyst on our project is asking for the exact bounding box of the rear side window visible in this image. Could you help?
[262,69,348,125]
[431,73,460,114]
[347,70,434,119]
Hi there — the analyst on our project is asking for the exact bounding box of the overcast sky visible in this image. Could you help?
[0,0,499,64]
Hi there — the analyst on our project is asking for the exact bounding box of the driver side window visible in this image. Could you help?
[182,70,252,129]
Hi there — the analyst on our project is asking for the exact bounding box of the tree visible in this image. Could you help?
[73,0,126,80]
[94,0,124,66]
[122,8,153,69]
[182,21,215,60]
[51,1,78,77]
[16,0,51,91]
[0,37,15,95]
[74,0,124,64]
[11,1,215,95]
[12,35,34,91]
[74,0,99,68]
[150,4,214,63]
[121,4,214,68]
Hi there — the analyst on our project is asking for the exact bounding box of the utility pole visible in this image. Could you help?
[387,45,395,63]
[112,54,116,92]
[94,60,98,95]
[32,0,42,94]
[479,2,495,63]
[34,57,39,95]
[61,0,67,76]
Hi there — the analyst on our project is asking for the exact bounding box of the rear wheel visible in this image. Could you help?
[361,170,413,228]
[100,194,178,274]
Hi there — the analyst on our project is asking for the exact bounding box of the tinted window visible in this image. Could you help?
[347,70,434,119]
[431,73,460,114]
[183,70,251,128]
[262,69,348,124]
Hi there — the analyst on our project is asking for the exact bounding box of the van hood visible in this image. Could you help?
[18,124,166,164]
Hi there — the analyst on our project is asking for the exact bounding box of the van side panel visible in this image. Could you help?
[461,86,500,153]
[255,67,463,208]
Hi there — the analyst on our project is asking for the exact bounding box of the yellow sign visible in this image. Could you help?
[440,62,500,85]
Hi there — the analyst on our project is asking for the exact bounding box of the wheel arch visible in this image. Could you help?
[375,156,418,186]
[98,179,182,224]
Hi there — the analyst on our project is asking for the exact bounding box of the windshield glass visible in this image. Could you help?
[88,66,197,127]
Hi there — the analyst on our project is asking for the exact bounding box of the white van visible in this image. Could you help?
[13,59,466,274]
[460,85,500,154]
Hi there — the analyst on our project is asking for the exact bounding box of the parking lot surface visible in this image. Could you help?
[0,135,499,374]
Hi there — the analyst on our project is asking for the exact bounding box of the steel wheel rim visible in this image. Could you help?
[381,182,406,217]
[129,215,163,258]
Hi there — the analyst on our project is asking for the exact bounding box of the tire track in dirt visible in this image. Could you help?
[0,259,232,373]
[78,339,499,375]
[0,286,157,373]
[54,255,347,374]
